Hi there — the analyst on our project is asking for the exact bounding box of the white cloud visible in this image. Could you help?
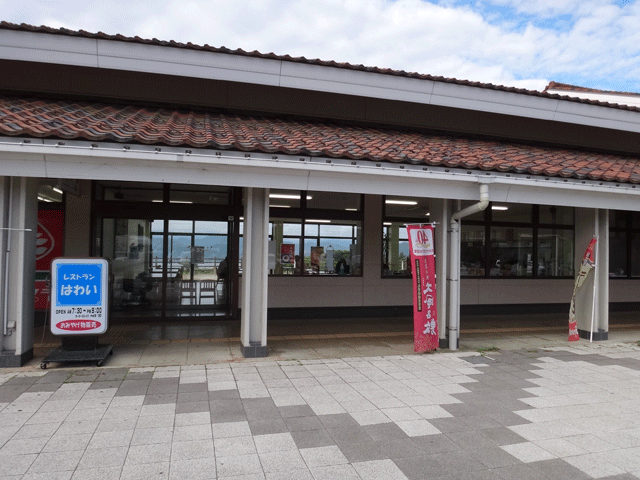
[1,0,639,92]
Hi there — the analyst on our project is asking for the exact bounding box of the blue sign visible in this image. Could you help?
[51,258,109,335]
[55,263,103,307]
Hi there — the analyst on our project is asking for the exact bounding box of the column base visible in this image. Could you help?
[439,337,458,350]
[0,349,33,368]
[241,343,268,358]
[578,329,608,341]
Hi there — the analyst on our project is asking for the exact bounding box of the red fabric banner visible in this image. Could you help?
[407,224,438,352]
[35,208,65,309]
[568,237,597,341]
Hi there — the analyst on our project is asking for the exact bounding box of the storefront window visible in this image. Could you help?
[490,227,533,276]
[609,211,640,278]
[267,190,363,276]
[382,223,410,276]
[458,203,574,278]
[461,225,485,276]
[537,229,574,277]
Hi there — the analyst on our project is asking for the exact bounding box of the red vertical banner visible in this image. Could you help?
[35,208,65,309]
[568,237,597,341]
[406,224,438,352]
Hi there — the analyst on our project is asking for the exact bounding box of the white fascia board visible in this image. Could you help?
[96,40,282,85]
[431,82,560,121]
[2,138,640,212]
[279,62,434,103]
[553,100,640,133]
[5,30,640,135]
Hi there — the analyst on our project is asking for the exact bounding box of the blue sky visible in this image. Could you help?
[2,0,639,92]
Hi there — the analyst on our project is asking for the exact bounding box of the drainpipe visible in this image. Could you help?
[448,182,489,350]
[2,177,13,337]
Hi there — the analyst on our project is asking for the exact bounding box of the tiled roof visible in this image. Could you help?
[544,81,640,97]
[2,22,640,114]
[1,96,640,184]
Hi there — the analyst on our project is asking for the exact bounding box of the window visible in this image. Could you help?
[609,210,640,278]
[382,196,431,276]
[460,203,574,278]
[267,191,363,276]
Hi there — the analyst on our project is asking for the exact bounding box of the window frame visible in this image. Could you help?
[268,191,365,277]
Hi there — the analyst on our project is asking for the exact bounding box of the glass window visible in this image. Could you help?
[631,232,640,278]
[539,205,574,225]
[491,203,532,223]
[95,181,164,202]
[461,225,486,276]
[489,227,533,276]
[307,191,361,211]
[270,219,302,275]
[170,185,231,205]
[537,229,574,277]
[303,221,362,275]
[268,189,303,209]
[609,231,627,277]
[385,197,431,219]
[38,183,64,203]
[382,223,410,276]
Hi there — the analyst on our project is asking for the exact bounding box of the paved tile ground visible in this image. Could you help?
[2,340,640,479]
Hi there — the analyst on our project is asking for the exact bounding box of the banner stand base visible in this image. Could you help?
[40,335,113,369]
[578,329,608,341]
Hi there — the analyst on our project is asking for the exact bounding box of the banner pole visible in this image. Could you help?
[589,234,599,343]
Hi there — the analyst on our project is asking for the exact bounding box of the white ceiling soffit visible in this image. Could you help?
[1,137,640,212]
[1,30,640,134]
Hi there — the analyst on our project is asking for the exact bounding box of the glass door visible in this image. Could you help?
[165,220,230,317]
[101,218,164,319]
[98,217,232,320]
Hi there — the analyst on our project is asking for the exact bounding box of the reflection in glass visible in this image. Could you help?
[382,223,410,276]
[610,231,627,277]
[460,225,486,276]
[490,227,533,276]
[537,229,574,277]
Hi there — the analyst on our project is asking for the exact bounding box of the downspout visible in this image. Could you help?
[448,182,489,350]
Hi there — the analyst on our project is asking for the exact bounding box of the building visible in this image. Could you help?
[1,22,640,367]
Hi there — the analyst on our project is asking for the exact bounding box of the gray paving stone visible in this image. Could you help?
[374,438,424,459]
[327,426,374,446]
[278,405,315,418]
[529,458,592,480]
[144,393,177,405]
[249,418,289,435]
[208,389,240,400]
[283,416,324,432]
[177,382,207,393]
[493,463,549,480]
[412,434,461,454]
[175,400,210,414]
[363,422,409,441]
[290,428,335,449]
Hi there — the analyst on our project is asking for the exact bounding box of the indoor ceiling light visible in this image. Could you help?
[383,222,392,226]
[385,199,418,205]
[345,208,358,211]
[492,206,509,211]
[306,219,331,223]
[269,194,312,200]
[269,205,291,208]
[52,187,64,194]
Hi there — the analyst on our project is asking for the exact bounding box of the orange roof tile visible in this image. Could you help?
[1,96,640,184]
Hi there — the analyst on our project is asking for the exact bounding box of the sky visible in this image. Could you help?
[3,0,640,93]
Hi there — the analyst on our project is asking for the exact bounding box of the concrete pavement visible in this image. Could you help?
[2,331,640,479]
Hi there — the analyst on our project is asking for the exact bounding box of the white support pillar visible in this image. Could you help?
[574,208,609,340]
[1,176,38,367]
[240,187,269,357]
[431,198,449,348]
